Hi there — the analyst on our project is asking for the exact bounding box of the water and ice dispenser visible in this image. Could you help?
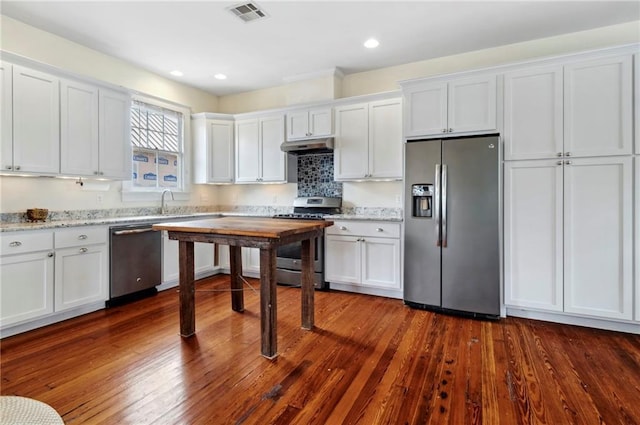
[411,184,433,218]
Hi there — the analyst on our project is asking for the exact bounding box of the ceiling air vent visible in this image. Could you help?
[228,2,269,23]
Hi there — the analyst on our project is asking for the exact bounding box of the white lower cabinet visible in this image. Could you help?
[162,232,217,285]
[54,227,108,312]
[1,249,54,327]
[325,221,401,296]
[505,156,633,321]
[216,246,260,276]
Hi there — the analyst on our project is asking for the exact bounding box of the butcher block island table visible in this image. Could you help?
[152,216,333,358]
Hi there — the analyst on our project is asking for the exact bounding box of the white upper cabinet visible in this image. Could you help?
[564,55,633,158]
[235,114,286,183]
[286,107,332,140]
[98,89,131,179]
[334,98,402,181]
[11,65,60,174]
[193,115,234,184]
[0,62,12,170]
[60,83,131,179]
[504,65,564,160]
[403,75,496,138]
[60,79,100,176]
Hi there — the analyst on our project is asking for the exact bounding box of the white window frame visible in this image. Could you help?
[122,95,192,202]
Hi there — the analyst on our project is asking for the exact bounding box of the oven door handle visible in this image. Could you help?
[112,227,154,236]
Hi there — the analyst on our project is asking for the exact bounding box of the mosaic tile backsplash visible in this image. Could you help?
[296,153,342,198]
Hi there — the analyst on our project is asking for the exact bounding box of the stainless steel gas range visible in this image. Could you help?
[273,197,341,290]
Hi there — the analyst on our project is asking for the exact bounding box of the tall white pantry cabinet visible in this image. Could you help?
[504,52,634,322]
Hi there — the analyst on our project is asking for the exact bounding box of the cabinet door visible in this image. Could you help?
[361,237,400,289]
[504,160,563,311]
[563,156,632,320]
[325,235,361,284]
[286,110,309,140]
[504,66,563,160]
[12,65,59,174]
[309,107,332,137]
[243,247,261,274]
[235,119,260,182]
[60,79,99,176]
[55,244,108,312]
[260,115,286,182]
[99,89,132,179]
[635,156,640,321]
[447,75,497,134]
[334,103,369,180]
[0,252,54,327]
[564,55,633,157]
[208,120,234,183]
[403,82,447,137]
[368,99,402,179]
[0,62,12,171]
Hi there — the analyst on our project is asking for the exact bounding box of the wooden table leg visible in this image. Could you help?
[301,237,315,330]
[178,240,195,337]
[229,245,244,312]
[260,247,277,359]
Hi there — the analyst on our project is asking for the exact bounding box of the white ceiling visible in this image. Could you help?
[2,1,639,97]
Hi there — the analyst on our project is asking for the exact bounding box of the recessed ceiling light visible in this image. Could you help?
[214,73,227,80]
[170,70,183,77]
[364,38,379,49]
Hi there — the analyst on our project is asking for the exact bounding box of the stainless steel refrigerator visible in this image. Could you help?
[404,135,500,318]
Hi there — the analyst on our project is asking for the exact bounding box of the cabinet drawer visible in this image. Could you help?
[0,232,53,255]
[326,221,400,238]
[55,227,107,248]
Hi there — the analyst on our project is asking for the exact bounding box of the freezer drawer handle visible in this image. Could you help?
[441,164,448,248]
[434,164,441,247]
[113,227,154,236]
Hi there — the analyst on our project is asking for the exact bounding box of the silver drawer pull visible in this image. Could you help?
[339,226,347,230]
[9,241,22,247]
[376,228,383,232]
[79,247,88,253]
[78,234,88,240]
[113,227,154,235]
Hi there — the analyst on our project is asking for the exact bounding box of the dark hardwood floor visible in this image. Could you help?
[2,274,639,424]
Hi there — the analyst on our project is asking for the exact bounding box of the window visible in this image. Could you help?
[130,99,184,190]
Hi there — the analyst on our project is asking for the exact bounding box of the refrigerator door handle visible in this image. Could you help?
[434,164,441,246]
[441,164,448,248]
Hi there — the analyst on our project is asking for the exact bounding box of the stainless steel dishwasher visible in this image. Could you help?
[108,222,161,306]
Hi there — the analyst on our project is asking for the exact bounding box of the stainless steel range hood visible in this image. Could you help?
[280,137,334,154]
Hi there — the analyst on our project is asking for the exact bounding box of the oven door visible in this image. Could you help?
[276,233,323,273]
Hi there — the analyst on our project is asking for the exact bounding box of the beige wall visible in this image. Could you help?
[1,17,638,214]
[0,15,219,113]
[0,15,221,214]
[218,21,640,112]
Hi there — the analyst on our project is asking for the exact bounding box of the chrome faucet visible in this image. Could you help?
[161,189,174,215]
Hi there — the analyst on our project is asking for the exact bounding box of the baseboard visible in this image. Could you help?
[328,282,403,300]
[506,307,640,334]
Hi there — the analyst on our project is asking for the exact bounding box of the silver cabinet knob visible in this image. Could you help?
[94,171,99,175]
[565,152,571,157]
[47,252,54,258]
[441,129,447,133]
[14,166,20,170]
[376,227,383,232]
[5,165,12,170]
[557,152,563,157]
[9,241,22,247]
[556,161,563,166]
[339,226,347,230]
[79,247,88,253]
[448,128,453,133]
[78,234,88,240]
[565,160,572,165]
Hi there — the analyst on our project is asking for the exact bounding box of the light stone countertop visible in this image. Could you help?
[0,208,403,233]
